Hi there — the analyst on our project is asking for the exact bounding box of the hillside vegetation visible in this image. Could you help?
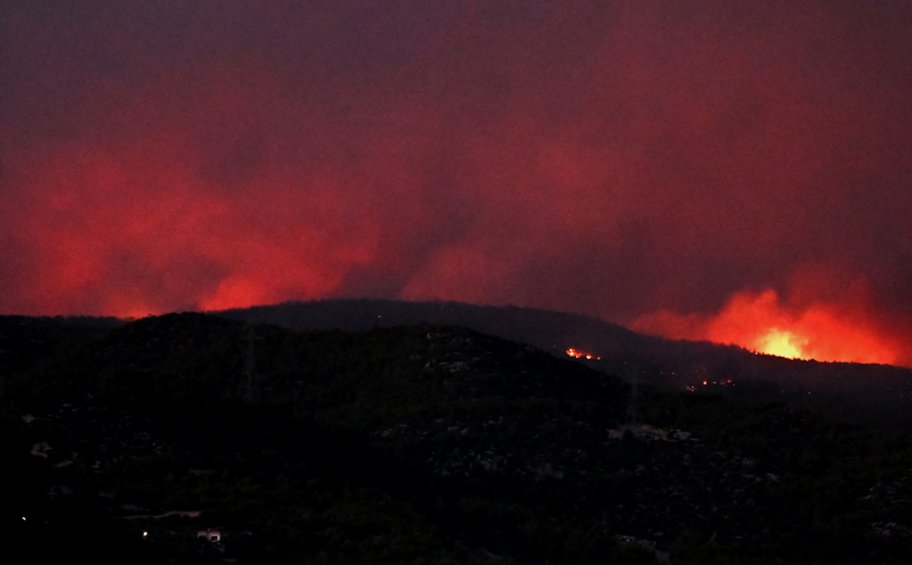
[1,313,912,563]
[223,299,912,426]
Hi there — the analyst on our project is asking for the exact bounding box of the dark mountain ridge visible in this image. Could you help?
[3,312,912,563]
[218,299,912,426]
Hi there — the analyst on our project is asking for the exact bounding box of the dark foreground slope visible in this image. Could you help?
[2,313,912,564]
[221,299,912,426]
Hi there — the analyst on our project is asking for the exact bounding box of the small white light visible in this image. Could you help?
[143,531,149,538]
[21,516,27,522]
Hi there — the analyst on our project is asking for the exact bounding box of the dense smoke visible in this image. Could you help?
[2,1,910,364]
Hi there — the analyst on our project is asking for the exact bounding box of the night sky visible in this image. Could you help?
[2,1,910,365]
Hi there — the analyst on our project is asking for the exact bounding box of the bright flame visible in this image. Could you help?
[631,288,900,365]
[566,347,602,361]
[754,328,808,359]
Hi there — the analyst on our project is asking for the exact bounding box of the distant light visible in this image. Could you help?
[143,531,149,538]
[21,516,27,522]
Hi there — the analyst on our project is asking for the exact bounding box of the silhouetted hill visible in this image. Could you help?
[0,315,123,374]
[219,299,912,426]
[4,312,912,563]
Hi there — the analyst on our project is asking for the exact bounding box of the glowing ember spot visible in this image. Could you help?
[754,328,809,359]
[566,347,602,361]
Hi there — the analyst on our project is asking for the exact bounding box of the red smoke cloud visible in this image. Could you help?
[2,1,911,366]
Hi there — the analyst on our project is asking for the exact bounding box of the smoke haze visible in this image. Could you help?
[2,1,910,364]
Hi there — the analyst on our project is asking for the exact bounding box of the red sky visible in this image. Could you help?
[2,1,911,365]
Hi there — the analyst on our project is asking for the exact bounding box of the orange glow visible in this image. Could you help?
[566,347,602,361]
[754,328,808,359]
[632,289,900,365]
[117,307,158,320]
